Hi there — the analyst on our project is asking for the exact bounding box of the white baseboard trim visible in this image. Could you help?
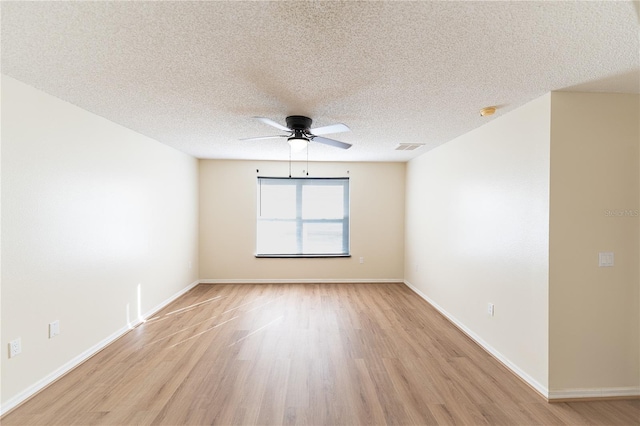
[1,327,134,417]
[548,387,640,400]
[199,278,404,284]
[143,280,200,319]
[403,280,550,400]
[0,280,200,417]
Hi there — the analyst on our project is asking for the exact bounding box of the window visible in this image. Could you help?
[256,177,350,257]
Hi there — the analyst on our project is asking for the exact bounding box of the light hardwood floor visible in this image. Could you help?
[3,283,639,425]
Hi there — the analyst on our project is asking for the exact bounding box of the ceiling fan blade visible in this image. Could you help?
[240,135,288,141]
[311,136,352,150]
[309,123,350,136]
[255,117,290,132]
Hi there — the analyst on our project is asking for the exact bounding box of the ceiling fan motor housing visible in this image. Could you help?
[286,115,312,131]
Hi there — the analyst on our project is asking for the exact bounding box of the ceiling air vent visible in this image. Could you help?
[395,143,425,151]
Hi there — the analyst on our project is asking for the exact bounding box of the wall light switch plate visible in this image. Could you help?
[598,252,614,267]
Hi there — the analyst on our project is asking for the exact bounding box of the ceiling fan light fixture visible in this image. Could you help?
[288,137,308,152]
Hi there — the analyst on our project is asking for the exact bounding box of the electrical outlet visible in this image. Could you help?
[49,320,60,338]
[359,257,364,264]
[9,338,21,358]
[487,303,495,317]
[598,252,614,267]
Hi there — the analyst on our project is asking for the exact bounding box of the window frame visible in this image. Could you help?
[255,176,350,258]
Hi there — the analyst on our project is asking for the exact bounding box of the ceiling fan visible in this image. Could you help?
[241,116,352,151]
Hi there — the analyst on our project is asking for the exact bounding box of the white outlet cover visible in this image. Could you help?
[599,252,614,267]
[49,320,60,338]
[9,338,21,358]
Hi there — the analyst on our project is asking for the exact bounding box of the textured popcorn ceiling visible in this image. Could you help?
[2,1,639,162]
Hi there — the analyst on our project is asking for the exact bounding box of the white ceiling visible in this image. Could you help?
[2,1,639,162]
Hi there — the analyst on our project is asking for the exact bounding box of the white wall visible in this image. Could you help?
[1,76,199,410]
[549,92,639,395]
[404,94,551,393]
[199,160,405,282]
[3,75,636,412]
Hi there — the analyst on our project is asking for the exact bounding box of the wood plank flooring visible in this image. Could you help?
[3,283,639,425]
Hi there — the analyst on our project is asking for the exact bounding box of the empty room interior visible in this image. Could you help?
[1,1,639,425]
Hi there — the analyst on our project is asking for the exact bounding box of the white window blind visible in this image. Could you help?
[256,177,350,257]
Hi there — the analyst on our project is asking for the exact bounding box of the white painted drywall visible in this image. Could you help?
[199,160,405,282]
[404,94,551,391]
[549,92,639,393]
[1,76,199,408]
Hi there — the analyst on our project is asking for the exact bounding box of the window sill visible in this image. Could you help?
[255,254,351,259]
